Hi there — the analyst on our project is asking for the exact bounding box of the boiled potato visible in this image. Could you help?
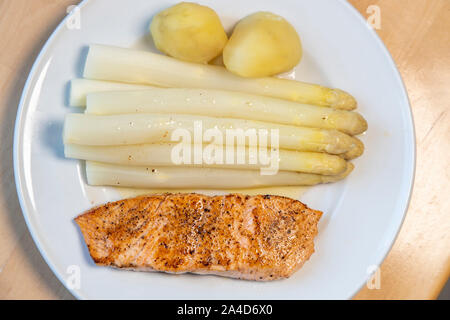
[150,2,228,63]
[223,12,302,77]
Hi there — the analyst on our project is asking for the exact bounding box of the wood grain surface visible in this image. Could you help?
[0,0,448,300]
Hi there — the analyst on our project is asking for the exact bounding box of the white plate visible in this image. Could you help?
[13,0,415,299]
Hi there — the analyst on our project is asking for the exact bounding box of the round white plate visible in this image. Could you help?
[13,0,415,299]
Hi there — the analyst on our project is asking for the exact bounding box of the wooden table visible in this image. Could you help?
[0,0,448,300]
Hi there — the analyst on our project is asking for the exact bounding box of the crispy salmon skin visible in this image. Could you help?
[75,193,322,281]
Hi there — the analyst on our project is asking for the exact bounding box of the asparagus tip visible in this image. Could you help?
[327,89,357,110]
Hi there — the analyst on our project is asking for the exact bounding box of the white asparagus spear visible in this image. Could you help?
[65,143,348,175]
[86,161,354,189]
[83,44,357,110]
[63,113,361,156]
[86,88,367,135]
[70,79,152,107]
[342,136,364,160]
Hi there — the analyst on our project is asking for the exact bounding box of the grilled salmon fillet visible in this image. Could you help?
[75,193,322,281]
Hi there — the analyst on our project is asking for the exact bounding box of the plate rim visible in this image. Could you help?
[13,0,90,300]
[338,0,416,298]
[12,0,416,300]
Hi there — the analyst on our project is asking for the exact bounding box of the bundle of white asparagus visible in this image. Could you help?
[63,44,367,189]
